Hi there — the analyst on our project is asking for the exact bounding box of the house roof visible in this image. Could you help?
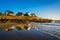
[5,10,14,14]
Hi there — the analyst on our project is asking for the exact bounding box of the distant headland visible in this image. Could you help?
[0,10,52,23]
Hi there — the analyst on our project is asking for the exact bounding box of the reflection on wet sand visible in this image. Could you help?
[16,21,32,30]
[0,23,32,32]
[16,24,24,30]
[0,23,60,40]
[16,23,31,30]
[5,25,15,32]
[24,21,32,30]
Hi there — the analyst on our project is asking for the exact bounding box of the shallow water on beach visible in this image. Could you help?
[0,22,60,40]
[34,23,60,38]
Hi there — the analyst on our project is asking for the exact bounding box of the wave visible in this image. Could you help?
[32,23,60,38]
[42,23,60,26]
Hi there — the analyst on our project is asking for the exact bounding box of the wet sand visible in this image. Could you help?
[0,30,60,40]
[0,23,60,40]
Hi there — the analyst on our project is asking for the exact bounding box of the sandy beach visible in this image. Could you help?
[0,23,60,40]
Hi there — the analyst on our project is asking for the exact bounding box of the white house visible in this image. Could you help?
[28,12,31,16]
[5,11,14,16]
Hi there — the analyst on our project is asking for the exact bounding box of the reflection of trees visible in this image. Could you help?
[15,24,31,30]
[0,27,3,32]
[15,24,24,30]
[5,28,13,32]
[16,27,23,30]
[24,26,28,30]
[0,23,32,32]
[0,25,15,32]
[4,25,14,32]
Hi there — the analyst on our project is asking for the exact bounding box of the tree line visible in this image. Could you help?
[0,10,52,23]
[0,10,36,17]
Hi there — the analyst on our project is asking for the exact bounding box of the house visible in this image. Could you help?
[24,12,31,16]
[28,12,31,16]
[4,10,14,16]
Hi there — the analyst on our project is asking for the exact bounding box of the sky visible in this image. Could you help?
[0,0,60,20]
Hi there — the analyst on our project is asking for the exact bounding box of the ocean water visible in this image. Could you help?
[33,23,60,38]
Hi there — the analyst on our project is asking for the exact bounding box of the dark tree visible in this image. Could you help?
[0,12,3,15]
[16,12,24,16]
[31,13,36,17]
[24,12,28,16]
